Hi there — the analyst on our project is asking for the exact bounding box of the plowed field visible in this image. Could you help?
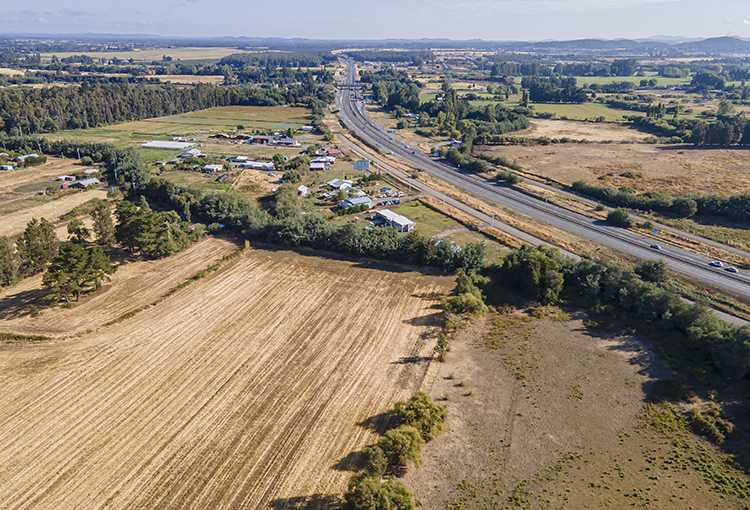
[0,248,451,509]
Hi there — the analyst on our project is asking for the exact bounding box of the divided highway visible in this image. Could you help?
[335,61,750,299]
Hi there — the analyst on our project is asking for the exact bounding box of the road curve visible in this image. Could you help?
[335,60,750,299]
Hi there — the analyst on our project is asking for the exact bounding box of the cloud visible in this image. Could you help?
[57,8,90,17]
[744,19,750,25]
[406,0,682,14]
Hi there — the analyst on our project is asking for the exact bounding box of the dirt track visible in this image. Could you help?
[0,248,451,509]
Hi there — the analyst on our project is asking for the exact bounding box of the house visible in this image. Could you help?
[245,135,273,145]
[313,156,336,165]
[240,161,275,171]
[327,179,353,191]
[297,184,309,196]
[450,139,463,147]
[300,125,314,132]
[276,138,299,146]
[203,164,224,173]
[141,140,195,151]
[376,210,416,232]
[342,196,372,209]
[0,164,13,171]
[310,162,326,171]
[216,174,228,183]
[13,153,38,162]
[326,149,342,156]
[227,155,249,163]
[83,168,100,175]
[57,175,76,181]
[181,148,201,158]
[73,178,100,189]
[168,158,180,164]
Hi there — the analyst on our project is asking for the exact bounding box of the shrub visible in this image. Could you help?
[607,208,634,227]
[394,391,447,441]
[377,425,425,470]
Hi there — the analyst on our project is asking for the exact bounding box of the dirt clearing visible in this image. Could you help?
[0,248,452,509]
[477,142,750,197]
[517,118,649,142]
[402,310,748,509]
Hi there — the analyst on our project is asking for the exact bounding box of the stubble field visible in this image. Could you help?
[0,247,452,509]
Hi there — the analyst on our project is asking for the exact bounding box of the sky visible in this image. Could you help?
[1,0,749,42]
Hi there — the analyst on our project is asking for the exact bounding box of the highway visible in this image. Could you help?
[335,61,750,299]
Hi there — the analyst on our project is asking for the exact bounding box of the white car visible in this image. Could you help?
[709,261,723,267]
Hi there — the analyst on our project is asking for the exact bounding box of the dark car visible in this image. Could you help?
[650,244,661,250]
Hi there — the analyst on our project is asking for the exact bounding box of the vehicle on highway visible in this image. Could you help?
[709,261,723,267]
[650,244,661,250]
[725,267,739,273]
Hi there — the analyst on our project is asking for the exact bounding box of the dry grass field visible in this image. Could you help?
[0,247,452,509]
[517,118,649,143]
[0,158,88,192]
[403,310,750,509]
[0,188,108,238]
[477,142,750,197]
[154,75,225,84]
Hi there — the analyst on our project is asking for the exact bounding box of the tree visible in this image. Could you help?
[377,425,425,470]
[606,208,634,228]
[343,473,416,510]
[43,242,116,304]
[67,218,91,244]
[635,259,669,283]
[273,153,286,171]
[457,242,486,272]
[91,203,115,246]
[114,200,139,252]
[274,183,301,218]
[717,99,736,118]
[360,446,387,478]
[0,236,21,286]
[394,391,447,441]
[17,217,60,274]
[498,244,566,303]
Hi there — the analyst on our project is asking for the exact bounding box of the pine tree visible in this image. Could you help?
[17,217,60,274]
[91,203,114,246]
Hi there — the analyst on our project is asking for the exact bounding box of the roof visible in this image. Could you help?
[57,175,75,180]
[203,164,224,170]
[376,209,415,226]
[327,179,353,189]
[343,196,372,207]
[141,140,195,150]
[83,168,100,174]
[298,185,309,194]
[76,178,100,186]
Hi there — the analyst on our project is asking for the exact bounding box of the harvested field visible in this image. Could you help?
[516,118,649,142]
[0,236,240,336]
[0,158,88,192]
[477,142,750,197]
[0,247,452,509]
[403,310,749,509]
[0,188,108,238]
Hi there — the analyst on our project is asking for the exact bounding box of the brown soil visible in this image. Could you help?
[0,247,452,509]
[518,119,649,143]
[402,310,747,509]
[476,143,750,197]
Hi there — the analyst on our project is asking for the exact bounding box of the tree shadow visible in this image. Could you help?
[269,494,342,510]
[402,311,443,328]
[0,286,48,320]
[357,410,398,435]
[331,450,361,472]
[391,355,433,365]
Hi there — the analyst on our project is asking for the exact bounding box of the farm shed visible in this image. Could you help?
[240,161,275,171]
[313,156,336,165]
[300,125,313,131]
[297,185,309,196]
[245,135,273,144]
[327,179,353,191]
[13,153,38,162]
[83,168,100,175]
[57,175,76,181]
[203,164,224,173]
[326,149,342,156]
[181,148,201,158]
[141,140,195,151]
[342,196,372,210]
[276,138,300,146]
[74,178,100,189]
[310,162,326,171]
[0,165,12,171]
[376,210,416,232]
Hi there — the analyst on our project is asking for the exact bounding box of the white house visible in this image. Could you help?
[310,162,326,171]
[0,164,13,171]
[297,184,309,196]
[313,156,336,165]
[203,164,224,173]
[181,148,201,158]
[240,161,275,171]
[83,168,100,175]
[327,179,353,191]
[57,175,76,181]
[342,196,372,209]
[376,210,416,232]
[300,125,314,132]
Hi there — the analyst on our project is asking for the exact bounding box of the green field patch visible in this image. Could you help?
[393,201,463,236]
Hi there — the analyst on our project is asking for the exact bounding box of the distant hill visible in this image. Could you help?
[676,36,750,54]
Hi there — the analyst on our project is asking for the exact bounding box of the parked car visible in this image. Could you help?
[725,267,739,273]
[649,244,661,250]
[709,261,723,267]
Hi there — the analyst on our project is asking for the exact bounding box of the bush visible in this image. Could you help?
[607,208,634,227]
[343,473,416,510]
[441,292,488,316]
[394,391,447,441]
[360,446,387,478]
[635,259,669,283]
[377,425,425,470]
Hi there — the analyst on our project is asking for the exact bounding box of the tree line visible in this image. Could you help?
[0,81,333,135]
[571,180,750,221]
[219,51,337,68]
[520,76,589,103]
[346,50,434,65]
